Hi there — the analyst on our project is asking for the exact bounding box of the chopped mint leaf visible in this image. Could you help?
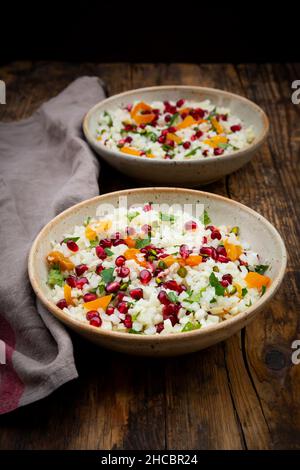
[135,237,151,249]
[100,267,115,284]
[62,237,80,243]
[104,110,113,127]
[48,267,64,287]
[127,211,140,222]
[261,285,267,297]
[200,209,211,226]
[182,322,201,332]
[242,288,248,297]
[168,112,180,127]
[159,212,176,223]
[167,291,178,303]
[104,248,114,256]
[209,272,225,296]
[255,265,269,275]
[185,146,201,157]
[84,216,91,226]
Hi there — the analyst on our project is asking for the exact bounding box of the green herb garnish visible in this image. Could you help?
[242,288,248,297]
[62,237,80,243]
[104,110,113,127]
[168,112,180,127]
[128,329,142,334]
[127,211,140,222]
[185,146,201,157]
[100,267,115,284]
[104,248,114,256]
[209,272,225,296]
[89,239,98,248]
[255,265,269,275]
[84,216,91,226]
[135,237,151,249]
[159,212,176,223]
[200,209,211,226]
[48,266,64,287]
[182,322,201,332]
[261,285,267,296]
[167,291,178,303]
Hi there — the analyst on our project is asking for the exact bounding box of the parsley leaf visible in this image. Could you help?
[135,237,151,249]
[200,209,211,226]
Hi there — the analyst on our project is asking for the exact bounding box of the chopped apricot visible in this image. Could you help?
[166,132,182,144]
[47,251,75,271]
[224,240,243,261]
[85,226,97,241]
[211,117,224,134]
[203,135,228,148]
[124,248,147,267]
[64,284,74,306]
[245,272,271,289]
[83,294,112,311]
[185,255,203,266]
[130,101,155,125]
[124,236,136,248]
[120,147,142,156]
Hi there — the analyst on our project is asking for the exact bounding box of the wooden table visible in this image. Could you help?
[0,62,299,450]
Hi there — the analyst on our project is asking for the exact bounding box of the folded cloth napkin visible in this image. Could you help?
[0,76,105,414]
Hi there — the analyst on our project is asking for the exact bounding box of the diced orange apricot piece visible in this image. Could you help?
[130,101,155,125]
[124,248,147,267]
[47,251,75,271]
[162,255,177,267]
[120,147,142,156]
[85,225,97,241]
[93,220,112,233]
[84,294,113,311]
[176,115,198,130]
[64,284,74,306]
[203,135,228,148]
[166,132,182,144]
[224,240,243,261]
[185,255,203,266]
[124,237,136,248]
[245,272,271,289]
[233,283,243,298]
[211,117,224,134]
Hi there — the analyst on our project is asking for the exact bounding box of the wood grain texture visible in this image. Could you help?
[0,62,299,450]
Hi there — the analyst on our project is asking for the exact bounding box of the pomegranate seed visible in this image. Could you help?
[90,316,102,327]
[203,150,209,157]
[183,141,191,149]
[169,105,177,114]
[231,124,242,132]
[211,230,222,240]
[112,232,121,240]
[176,99,185,107]
[57,299,68,309]
[217,255,230,263]
[202,236,208,244]
[164,280,182,293]
[105,281,121,293]
[75,264,88,276]
[217,245,227,257]
[113,239,126,246]
[193,107,205,118]
[166,139,175,147]
[158,135,166,144]
[139,269,152,284]
[179,244,191,259]
[118,138,126,146]
[168,126,177,133]
[66,275,77,288]
[125,136,132,143]
[100,238,112,248]
[76,277,89,289]
[124,124,133,131]
[163,303,176,316]
[124,314,132,329]
[156,322,164,333]
[200,246,213,257]
[185,220,198,231]
[220,114,228,121]
[117,291,126,302]
[153,108,160,115]
[214,148,224,156]
[83,293,98,303]
[196,130,203,138]
[96,264,104,275]
[162,129,169,136]
[86,310,99,321]
[115,256,126,267]
[181,112,188,119]
[206,225,216,232]
[106,306,115,316]
[164,114,171,123]
[141,224,152,234]
[130,288,143,300]
[118,301,129,314]
[139,123,146,129]
[96,245,107,259]
[126,226,135,236]
[221,279,229,288]
[117,266,130,278]
[222,274,233,284]
[191,135,197,141]
[125,104,132,112]
[66,240,79,252]
[157,290,170,305]
[143,204,152,212]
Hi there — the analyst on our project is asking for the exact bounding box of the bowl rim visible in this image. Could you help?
[83,85,269,165]
[28,188,286,342]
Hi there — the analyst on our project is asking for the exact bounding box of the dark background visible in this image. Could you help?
[1,7,298,65]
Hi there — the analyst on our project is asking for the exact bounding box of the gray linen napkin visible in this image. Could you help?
[0,76,105,414]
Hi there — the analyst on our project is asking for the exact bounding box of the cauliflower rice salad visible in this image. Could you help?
[46,204,271,335]
[95,99,255,160]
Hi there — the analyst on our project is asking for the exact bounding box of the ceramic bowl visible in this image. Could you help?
[28,188,286,356]
[83,86,269,186]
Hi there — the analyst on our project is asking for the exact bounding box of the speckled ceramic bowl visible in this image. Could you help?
[83,86,269,186]
[28,188,286,356]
